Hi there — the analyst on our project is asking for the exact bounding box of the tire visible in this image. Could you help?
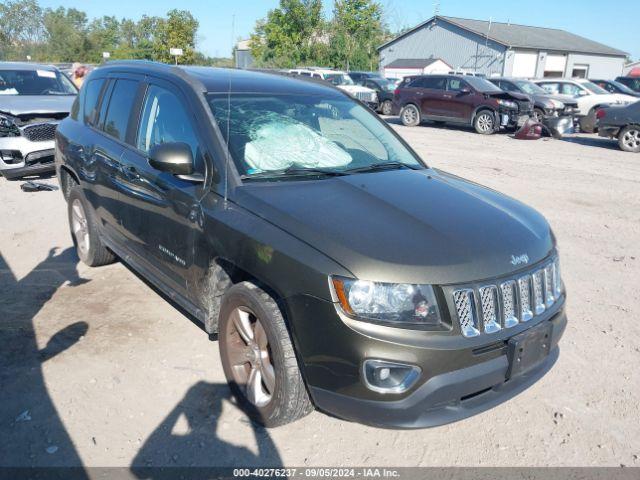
[67,186,116,267]
[380,99,393,116]
[474,110,496,134]
[532,108,545,123]
[618,125,640,153]
[400,104,421,127]
[219,282,313,427]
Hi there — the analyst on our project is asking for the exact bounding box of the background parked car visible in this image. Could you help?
[347,71,381,84]
[615,76,640,93]
[0,62,77,180]
[288,68,378,109]
[394,74,533,134]
[591,79,640,98]
[534,78,636,132]
[487,77,578,122]
[597,101,640,152]
[360,77,398,115]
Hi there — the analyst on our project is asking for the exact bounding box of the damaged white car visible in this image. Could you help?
[0,62,77,180]
[288,68,378,109]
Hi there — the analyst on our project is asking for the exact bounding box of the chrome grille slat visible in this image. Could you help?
[544,264,555,308]
[479,285,501,333]
[518,275,533,322]
[500,280,518,328]
[453,289,480,338]
[532,270,545,315]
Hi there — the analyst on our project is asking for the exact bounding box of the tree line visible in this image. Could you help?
[0,0,232,66]
[250,0,391,71]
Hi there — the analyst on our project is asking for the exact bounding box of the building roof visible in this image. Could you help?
[236,39,252,51]
[379,16,628,57]
[384,58,445,69]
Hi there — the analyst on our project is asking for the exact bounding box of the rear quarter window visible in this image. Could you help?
[102,79,139,142]
[82,78,105,126]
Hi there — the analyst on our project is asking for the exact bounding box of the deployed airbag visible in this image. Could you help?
[244,114,352,172]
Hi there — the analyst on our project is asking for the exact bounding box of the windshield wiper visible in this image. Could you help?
[240,166,348,181]
[344,161,421,174]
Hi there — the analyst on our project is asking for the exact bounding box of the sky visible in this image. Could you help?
[38,0,639,61]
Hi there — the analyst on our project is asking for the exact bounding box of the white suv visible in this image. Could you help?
[534,78,636,131]
[289,68,378,108]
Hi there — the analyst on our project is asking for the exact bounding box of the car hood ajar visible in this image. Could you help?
[235,169,554,285]
[0,95,75,117]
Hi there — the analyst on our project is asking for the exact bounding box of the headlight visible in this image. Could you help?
[497,99,517,109]
[0,114,20,138]
[330,276,442,327]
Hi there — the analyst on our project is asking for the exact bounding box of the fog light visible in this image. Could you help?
[0,150,22,165]
[362,359,421,394]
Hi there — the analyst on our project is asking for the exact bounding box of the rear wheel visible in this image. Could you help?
[67,187,116,267]
[400,104,421,126]
[618,125,640,152]
[380,99,393,116]
[474,110,495,134]
[219,282,312,427]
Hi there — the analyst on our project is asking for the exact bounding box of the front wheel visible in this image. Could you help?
[219,282,313,427]
[400,104,421,126]
[618,125,640,152]
[380,99,393,116]
[532,108,545,123]
[474,111,496,134]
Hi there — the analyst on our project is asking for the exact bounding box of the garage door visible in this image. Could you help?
[512,52,538,78]
[544,54,567,77]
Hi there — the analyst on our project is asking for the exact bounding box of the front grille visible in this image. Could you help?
[452,257,563,337]
[517,100,533,114]
[354,91,376,103]
[21,122,58,142]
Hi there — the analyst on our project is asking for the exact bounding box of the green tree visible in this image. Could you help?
[329,0,384,71]
[0,0,45,60]
[152,9,198,64]
[250,0,326,68]
[42,7,91,62]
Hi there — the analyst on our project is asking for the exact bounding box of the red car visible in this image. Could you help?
[393,74,533,134]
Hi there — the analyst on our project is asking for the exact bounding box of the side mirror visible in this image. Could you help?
[577,89,589,97]
[148,142,193,176]
[460,87,471,94]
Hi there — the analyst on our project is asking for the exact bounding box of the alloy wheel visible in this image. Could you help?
[477,113,494,133]
[402,106,418,125]
[623,128,640,150]
[71,199,90,255]
[225,307,275,407]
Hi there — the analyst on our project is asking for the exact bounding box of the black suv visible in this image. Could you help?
[56,61,566,428]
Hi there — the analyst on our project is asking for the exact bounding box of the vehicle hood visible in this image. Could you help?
[235,169,554,285]
[485,91,530,102]
[586,93,637,105]
[338,85,376,94]
[0,95,75,117]
[539,93,578,108]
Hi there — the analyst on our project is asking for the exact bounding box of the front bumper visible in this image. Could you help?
[287,293,566,429]
[0,136,56,180]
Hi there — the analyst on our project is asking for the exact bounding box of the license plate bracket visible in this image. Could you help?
[507,322,552,379]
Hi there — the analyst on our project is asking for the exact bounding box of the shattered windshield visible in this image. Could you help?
[207,93,423,179]
[0,69,77,95]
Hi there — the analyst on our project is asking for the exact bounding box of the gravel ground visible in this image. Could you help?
[0,124,639,469]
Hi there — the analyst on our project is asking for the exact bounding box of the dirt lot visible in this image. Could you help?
[1,124,639,469]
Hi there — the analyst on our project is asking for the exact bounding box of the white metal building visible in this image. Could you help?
[378,16,628,79]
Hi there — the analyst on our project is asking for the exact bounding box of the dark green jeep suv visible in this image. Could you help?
[55,61,566,428]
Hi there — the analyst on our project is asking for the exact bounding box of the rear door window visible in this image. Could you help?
[447,78,469,91]
[102,79,139,142]
[539,82,559,94]
[83,78,105,126]
[560,83,582,96]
